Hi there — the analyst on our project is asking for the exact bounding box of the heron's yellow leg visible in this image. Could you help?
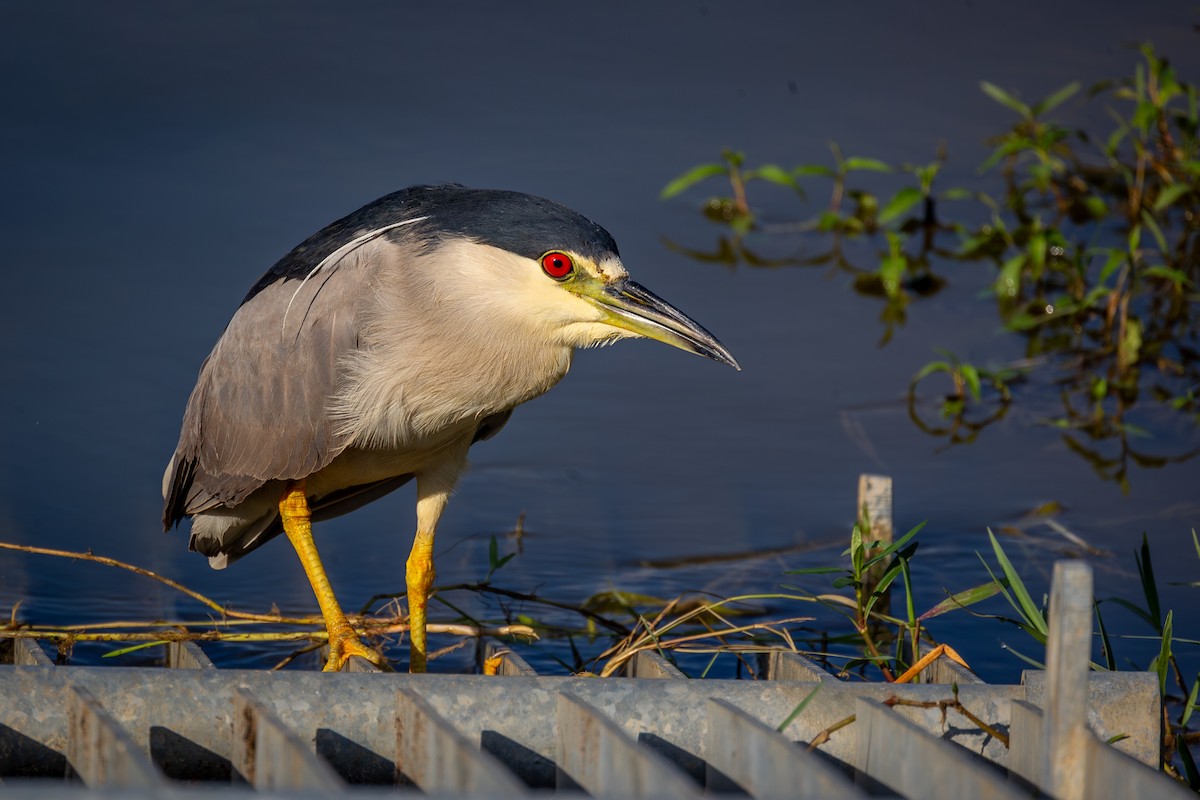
[405,529,436,673]
[279,483,386,672]
[405,457,464,673]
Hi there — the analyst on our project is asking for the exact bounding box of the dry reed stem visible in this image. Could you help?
[595,594,811,676]
[0,621,534,646]
[0,541,293,623]
[0,539,537,651]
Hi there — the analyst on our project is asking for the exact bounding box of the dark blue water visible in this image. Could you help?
[1,2,1197,681]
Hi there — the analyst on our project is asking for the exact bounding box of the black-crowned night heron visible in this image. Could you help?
[163,184,738,672]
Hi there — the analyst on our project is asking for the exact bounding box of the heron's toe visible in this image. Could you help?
[324,632,389,672]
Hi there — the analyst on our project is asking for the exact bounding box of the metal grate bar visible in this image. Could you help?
[165,641,215,670]
[1,637,55,666]
[761,650,838,682]
[916,643,985,685]
[555,691,701,798]
[232,687,344,792]
[483,639,538,676]
[626,650,686,679]
[395,687,528,795]
[1007,699,1045,787]
[66,686,165,789]
[705,698,866,798]
[1010,691,1189,798]
[854,697,1028,800]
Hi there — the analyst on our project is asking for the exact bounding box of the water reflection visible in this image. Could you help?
[662,48,1200,489]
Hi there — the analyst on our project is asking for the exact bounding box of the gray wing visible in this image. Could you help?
[162,254,370,528]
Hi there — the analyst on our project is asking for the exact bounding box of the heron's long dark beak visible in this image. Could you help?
[584,278,740,370]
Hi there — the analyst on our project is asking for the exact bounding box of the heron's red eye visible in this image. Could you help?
[541,251,575,280]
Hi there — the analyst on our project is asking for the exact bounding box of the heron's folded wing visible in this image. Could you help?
[163,246,378,526]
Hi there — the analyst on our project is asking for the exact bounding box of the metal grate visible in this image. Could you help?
[0,562,1187,799]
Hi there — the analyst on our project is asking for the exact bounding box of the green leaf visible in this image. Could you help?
[912,360,951,384]
[793,164,836,178]
[1151,182,1192,212]
[942,187,974,201]
[1139,209,1168,253]
[1181,671,1200,728]
[1142,266,1193,287]
[1135,533,1161,631]
[1118,318,1142,373]
[660,163,727,199]
[879,253,905,299]
[1028,233,1047,272]
[988,529,1048,637]
[1097,248,1126,284]
[1106,598,1158,631]
[783,565,846,575]
[862,521,927,571]
[816,209,842,231]
[777,684,821,732]
[850,522,865,578]
[843,156,892,173]
[1083,195,1108,218]
[919,580,1003,621]
[103,641,168,658]
[878,187,924,225]
[961,363,983,402]
[1095,602,1116,671]
[980,81,1031,118]
[1179,730,1200,791]
[1001,641,1046,670]
[1154,610,1173,694]
[1128,224,1142,255]
[864,559,904,619]
[1031,81,1080,117]
[995,254,1027,299]
[747,164,799,190]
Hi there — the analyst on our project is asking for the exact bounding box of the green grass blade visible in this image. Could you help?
[1106,597,1158,630]
[1031,81,1080,117]
[660,163,727,199]
[1001,641,1045,670]
[1178,721,1200,791]
[987,529,1047,637]
[1181,671,1200,728]
[1135,533,1162,632]
[878,186,924,225]
[777,684,821,732]
[980,81,1031,117]
[784,566,846,575]
[103,641,168,658]
[1095,602,1116,672]
[919,580,1003,621]
[1154,610,1172,695]
[862,521,927,570]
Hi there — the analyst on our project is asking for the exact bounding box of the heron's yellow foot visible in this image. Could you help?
[323,622,388,672]
[405,529,436,673]
[278,483,389,672]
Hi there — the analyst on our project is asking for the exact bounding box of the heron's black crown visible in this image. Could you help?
[243,185,620,305]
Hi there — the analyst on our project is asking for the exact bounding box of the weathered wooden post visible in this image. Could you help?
[857,473,894,621]
[1043,561,1093,800]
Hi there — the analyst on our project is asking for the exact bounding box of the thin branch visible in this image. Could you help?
[0,541,295,623]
